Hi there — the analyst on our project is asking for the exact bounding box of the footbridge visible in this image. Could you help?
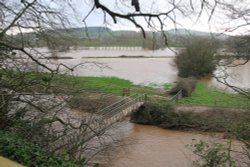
[82,90,183,142]
[83,94,144,142]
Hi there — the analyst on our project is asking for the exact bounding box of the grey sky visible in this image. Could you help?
[5,0,250,35]
[73,0,250,35]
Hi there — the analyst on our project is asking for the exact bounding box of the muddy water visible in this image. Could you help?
[73,58,178,84]
[86,119,246,167]
[51,56,250,89]
[101,122,200,167]
[21,47,250,87]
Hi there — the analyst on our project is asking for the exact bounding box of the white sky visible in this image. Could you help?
[74,0,250,35]
[5,0,250,35]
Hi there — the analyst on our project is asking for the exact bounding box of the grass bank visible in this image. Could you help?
[176,81,250,109]
[52,75,166,96]
[0,69,166,96]
[2,69,248,108]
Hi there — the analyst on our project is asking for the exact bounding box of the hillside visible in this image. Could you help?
[166,28,229,40]
[14,27,230,48]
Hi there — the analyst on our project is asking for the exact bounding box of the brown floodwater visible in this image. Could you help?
[19,47,250,89]
[36,47,249,89]
[84,119,248,167]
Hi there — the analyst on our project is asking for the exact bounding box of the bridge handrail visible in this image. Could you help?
[97,94,141,114]
[101,97,139,115]
[96,96,131,114]
[96,94,142,118]
[101,99,137,119]
[167,89,182,104]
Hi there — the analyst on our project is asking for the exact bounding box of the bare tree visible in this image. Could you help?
[0,0,115,164]
[1,0,250,165]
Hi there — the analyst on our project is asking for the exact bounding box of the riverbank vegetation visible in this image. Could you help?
[7,70,247,109]
[64,76,163,95]
[131,104,250,133]
[22,71,246,109]
[175,38,218,78]
[0,131,81,167]
[169,78,197,97]
[1,69,165,96]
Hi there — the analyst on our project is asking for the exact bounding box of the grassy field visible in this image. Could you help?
[58,76,249,109]
[61,76,166,96]
[18,70,164,96]
[177,81,250,109]
[2,69,248,108]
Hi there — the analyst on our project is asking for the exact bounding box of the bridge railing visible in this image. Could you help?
[101,98,138,119]
[96,94,143,119]
[83,91,183,142]
[166,90,183,105]
[142,90,183,106]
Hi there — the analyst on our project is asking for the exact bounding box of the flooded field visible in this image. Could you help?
[16,47,250,89]
[38,47,250,89]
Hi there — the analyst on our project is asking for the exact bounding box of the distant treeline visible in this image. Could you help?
[12,26,248,51]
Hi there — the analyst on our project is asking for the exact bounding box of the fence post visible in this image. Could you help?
[122,88,130,96]
[144,94,148,103]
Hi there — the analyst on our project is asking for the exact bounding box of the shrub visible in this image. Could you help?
[175,38,217,77]
[169,78,197,97]
[0,131,82,167]
[130,104,179,128]
[191,140,237,167]
[131,104,249,132]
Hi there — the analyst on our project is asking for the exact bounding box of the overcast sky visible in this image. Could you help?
[5,0,250,35]
[68,0,250,35]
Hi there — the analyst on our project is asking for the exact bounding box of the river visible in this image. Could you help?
[84,118,247,167]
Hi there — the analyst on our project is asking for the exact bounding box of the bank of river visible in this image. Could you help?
[85,118,246,167]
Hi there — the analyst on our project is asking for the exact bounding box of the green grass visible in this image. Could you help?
[177,81,250,109]
[61,76,165,96]
[2,69,248,108]
[0,69,166,96]
[163,83,175,91]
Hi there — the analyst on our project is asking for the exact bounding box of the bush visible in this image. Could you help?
[175,38,217,77]
[130,104,179,128]
[191,140,237,167]
[0,131,82,167]
[131,104,250,132]
[169,78,197,97]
